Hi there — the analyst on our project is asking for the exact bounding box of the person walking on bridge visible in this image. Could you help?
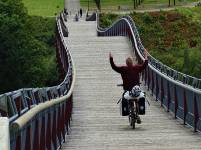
[109,50,148,123]
[80,8,83,17]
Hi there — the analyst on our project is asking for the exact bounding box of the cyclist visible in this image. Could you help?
[109,50,148,123]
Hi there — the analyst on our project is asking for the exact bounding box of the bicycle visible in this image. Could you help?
[117,84,148,129]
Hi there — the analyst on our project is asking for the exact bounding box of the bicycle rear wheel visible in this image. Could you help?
[132,117,135,129]
[128,101,136,129]
[129,116,131,126]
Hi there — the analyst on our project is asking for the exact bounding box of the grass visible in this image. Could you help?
[176,7,201,23]
[22,0,64,16]
[80,0,199,11]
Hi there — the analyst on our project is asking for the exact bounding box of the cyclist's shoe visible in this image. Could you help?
[136,116,141,124]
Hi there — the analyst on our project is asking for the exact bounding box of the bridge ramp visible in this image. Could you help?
[62,17,201,150]
[65,0,80,16]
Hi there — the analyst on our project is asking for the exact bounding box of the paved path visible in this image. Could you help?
[65,0,80,15]
[61,16,201,150]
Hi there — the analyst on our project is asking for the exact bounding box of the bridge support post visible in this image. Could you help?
[61,104,66,142]
[16,135,21,150]
[167,82,170,112]
[155,74,159,101]
[194,95,199,132]
[46,113,52,149]
[160,78,164,107]
[183,90,187,125]
[57,105,62,148]
[52,110,57,149]
[40,117,46,149]
[33,120,40,150]
[144,69,147,86]
[147,67,150,91]
[25,125,32,150]
[174,86,178,119]
[151,70,155,96]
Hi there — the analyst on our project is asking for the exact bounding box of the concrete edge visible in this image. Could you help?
[0,117,10,150]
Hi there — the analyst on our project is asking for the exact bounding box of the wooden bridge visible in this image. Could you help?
[0,0,201,149]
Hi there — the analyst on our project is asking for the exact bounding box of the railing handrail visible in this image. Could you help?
[10,69,75,131]
[96,13,201,91]
[57,16,74,86]
[10,15,76,131]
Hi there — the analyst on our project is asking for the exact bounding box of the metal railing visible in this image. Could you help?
[96,12,201,132]
[0,12,75,150]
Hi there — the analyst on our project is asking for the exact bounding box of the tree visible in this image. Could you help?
[134,0,136,9]
[134,0,143,9]
[168,0,176,6]
[0,0,58,93]
[183,49,190,74]
[94,0,101,11]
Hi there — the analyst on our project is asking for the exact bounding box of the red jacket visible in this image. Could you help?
[110,57,148,91]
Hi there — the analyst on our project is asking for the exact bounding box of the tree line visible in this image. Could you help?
[0,0,58,94]
[93,0,178,10]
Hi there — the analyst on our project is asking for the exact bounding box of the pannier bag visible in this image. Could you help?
[120,98,129,116]
[138,98,145,115]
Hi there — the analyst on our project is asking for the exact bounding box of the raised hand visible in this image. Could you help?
[109,52,112,58]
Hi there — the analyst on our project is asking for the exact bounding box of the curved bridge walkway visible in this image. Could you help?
[61,15,201,150]
[65,0,80,15]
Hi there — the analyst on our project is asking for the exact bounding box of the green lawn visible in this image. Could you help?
[176,7,201,23]
[81,0,199,11]
[22,0,64,16]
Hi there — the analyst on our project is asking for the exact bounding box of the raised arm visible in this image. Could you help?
[109,52,122,73]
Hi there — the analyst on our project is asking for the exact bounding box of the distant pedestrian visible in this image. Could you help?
[75,14,79,21]
[64,8,67,14]
[63,8,68,21]
[80,8,82,17]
